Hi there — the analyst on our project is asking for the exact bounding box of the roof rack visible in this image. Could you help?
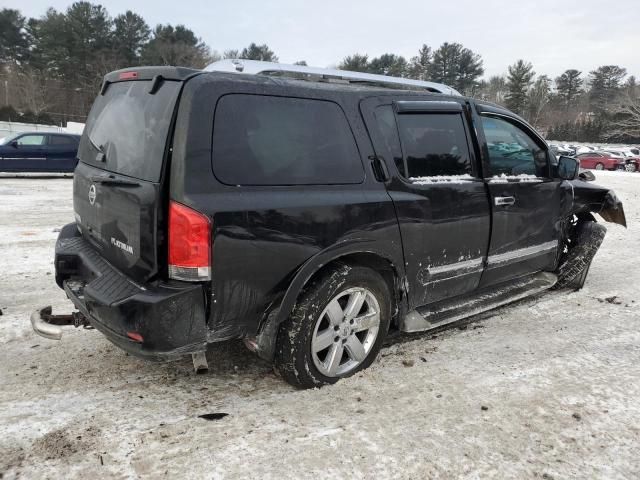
[205,59,461,96]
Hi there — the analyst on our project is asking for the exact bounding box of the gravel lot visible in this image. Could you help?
[1,172,639,479]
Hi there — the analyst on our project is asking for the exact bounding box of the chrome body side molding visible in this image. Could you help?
[486,241,558,269]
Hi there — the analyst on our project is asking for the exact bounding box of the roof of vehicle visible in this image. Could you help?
[2,131,80,138]
[205,59,462,96]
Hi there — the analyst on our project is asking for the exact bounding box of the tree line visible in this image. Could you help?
[0,3,639,143]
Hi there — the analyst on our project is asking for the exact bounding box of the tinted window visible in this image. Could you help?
[481,116,548,177]
[49,135,77,146]
[212,95,363,186]
[374,105,405,176]
[396,113,471,178]
[79,80,180,182]
[17,135,46,146]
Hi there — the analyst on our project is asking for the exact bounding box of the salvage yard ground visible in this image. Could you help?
[1,172,639,479]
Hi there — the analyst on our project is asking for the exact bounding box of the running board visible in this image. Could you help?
[400,272,557,333]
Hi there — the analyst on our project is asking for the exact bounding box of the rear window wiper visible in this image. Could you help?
[90,175,140,187]
[88,136,107,163]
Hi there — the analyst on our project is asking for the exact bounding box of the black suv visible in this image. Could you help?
[31,62,626,388]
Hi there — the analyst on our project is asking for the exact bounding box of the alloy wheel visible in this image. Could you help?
[311,287,381,377]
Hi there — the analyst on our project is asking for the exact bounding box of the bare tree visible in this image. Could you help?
[15,67,48,115]
[605,90,640,139]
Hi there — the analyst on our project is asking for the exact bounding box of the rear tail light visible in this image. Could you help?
[168,201,211,281]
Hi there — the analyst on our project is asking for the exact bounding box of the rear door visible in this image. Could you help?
[474,106,561,288]
[46,134,79,172]
[361,97,491,307]
[74,77,182,282]
[1,133,47,171]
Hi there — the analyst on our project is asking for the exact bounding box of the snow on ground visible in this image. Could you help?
[1,172,639,479]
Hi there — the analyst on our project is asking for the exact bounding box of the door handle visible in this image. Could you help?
[495,196,515,206]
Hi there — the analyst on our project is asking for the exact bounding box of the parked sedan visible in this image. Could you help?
[575,151,626,171]
[0,132,80,173]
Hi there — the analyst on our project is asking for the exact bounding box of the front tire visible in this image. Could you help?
[275,264,391,389]
[555,220,606,290]
[595,163,605,170]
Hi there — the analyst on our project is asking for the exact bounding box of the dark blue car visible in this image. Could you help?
[0,132,80,173]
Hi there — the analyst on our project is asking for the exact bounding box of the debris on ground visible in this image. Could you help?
[198,413,229,421]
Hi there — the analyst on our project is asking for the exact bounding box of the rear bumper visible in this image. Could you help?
[55,223,207,360]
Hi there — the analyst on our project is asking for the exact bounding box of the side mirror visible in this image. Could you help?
[557,155,579,180]
[9,141,18,148]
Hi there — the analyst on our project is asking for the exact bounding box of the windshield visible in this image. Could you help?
[78,80,181,182]
[0,133,22,145]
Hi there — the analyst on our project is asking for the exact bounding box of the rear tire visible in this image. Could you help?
[275,264,391,389]
[595,163,605,170]
[554,220,606,290]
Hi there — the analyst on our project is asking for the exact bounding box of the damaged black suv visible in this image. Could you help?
[31,60,626,388]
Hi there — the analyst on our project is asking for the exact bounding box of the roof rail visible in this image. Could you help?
[205,59,461,96]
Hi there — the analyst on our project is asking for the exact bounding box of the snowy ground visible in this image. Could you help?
[0,172,639,479]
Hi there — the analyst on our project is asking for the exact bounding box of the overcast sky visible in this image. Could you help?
[5,0,640,79]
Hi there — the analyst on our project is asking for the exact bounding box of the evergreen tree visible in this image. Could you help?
[240,43,278,62]
[428,42,483,94]
[0,9,29,64]
[141,24,211,68]
[368,53,408,77]
[112,11,150,67]
[555,69,583,109]
[338,53,370,72]
[589,65,626,112]
[505,60,535,116]
[407,44,432,80]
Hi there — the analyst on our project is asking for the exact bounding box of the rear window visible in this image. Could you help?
[212,94,364,186]
[78,80,180,182]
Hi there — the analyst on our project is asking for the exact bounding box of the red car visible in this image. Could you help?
[575,152,626,171]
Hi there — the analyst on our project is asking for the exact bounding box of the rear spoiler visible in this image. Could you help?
[100,66,204,95]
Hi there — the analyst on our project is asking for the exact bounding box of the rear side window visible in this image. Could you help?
[374,105,405,176]
[396,113,472,178]
[49,135,77,146]
[212,95,364,186]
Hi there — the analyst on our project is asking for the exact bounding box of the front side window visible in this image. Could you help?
[17,135,46,146]
[481,116,548,177]
[395,113,472,179]
[212,95,364,186]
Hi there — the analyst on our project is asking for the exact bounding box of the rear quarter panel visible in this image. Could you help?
[170,74,405,340]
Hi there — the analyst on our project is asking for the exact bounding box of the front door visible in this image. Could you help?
[361,97,491,308]
[0,133,48,172]
[474,107,562,288]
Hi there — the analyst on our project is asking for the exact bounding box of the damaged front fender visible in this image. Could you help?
[570,179,627,228]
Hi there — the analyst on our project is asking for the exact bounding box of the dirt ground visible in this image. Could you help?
[1,171,639,479]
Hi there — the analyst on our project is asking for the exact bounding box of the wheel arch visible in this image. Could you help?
[252,244,407,362]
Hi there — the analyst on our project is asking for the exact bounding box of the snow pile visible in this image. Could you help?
[488,173,543,184]
[409,174,474,185]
